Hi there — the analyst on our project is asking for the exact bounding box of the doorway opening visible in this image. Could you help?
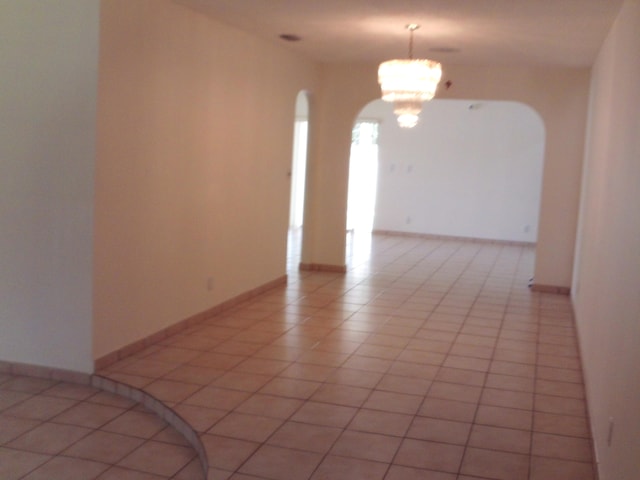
[345,119,380,265]
[287,92,309,269]
[347,120,380,232]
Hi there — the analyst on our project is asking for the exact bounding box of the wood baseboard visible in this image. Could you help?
[299,262,347,273]
[94,275,288,370]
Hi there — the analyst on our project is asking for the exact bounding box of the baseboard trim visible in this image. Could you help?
[94,274,288,371]
[91,375,208,474]
[372,230,536,247]
[530,283,571,295]
[299,262,347,273]
[0,360,92,385]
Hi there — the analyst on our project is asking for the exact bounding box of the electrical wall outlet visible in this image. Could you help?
[207,276,214,291]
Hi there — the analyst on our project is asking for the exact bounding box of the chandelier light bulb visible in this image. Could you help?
[378,24,442,128]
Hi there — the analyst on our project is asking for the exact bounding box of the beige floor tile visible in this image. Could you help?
[4,395,77,421]
[363,390,423,414]
[310,454,388,480]
[183,386,251,411]
[267,421,342,453]
[348,409,413,437]
[116,358,180,378]
[0,390,32,411]
[342,355,393,373]
[208,412,282,442]
[534,394,587,417]
[96,466,167,479]
[531,432,593,462]
[310,383,371,407]
[492,348,536,364]
[468,424,531,454]
[8,421,91,454]
[162,364,225,385]
[475,404,532,430]
[406,416,471,445]
[0,415,41,444]
[189,352,246,370]
[51,401,126,428]
[213,371,273,393]
[460,447,529,480]
[485,373,535,392]
[63,430,145,464]
[418,397,477,423]
[0,447,51,480]
[384,465,457,480]
[239,444,323,480]
[21,456,109,480]
[376,374,431,396]
[394,438,464,473]
[441,356,491,374]
[489,360,536,378]
[387,361,440,380]
[326,368,383,388]
[481,387,534,410]
[144,346,202,364]
[330,430,401,462]
[1,376,57,394]
[535,379,585,399]
[297,351,350,367]
[143,379,202,403]
[118,439,195,476]
[4,238,599,480]
[234,393,303,420]
[42,383,100,401]
[397,350,446,366]
[259,377,321,399]
[233,358,291,376]
[101,409,167,438]
[171,458,205,479]
[428,382,482,404]
[173,404,227,432]
[87,391,137,409]
[533,411,590,438]
[200,434,259,471]
[530,456,595,480]
[280,362,335,382]
[290,400,357,428]
[536,366,583,383]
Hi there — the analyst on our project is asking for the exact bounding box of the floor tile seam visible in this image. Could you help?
[90,375,209,476]
[459,252,526,479]
[107,437,198,478]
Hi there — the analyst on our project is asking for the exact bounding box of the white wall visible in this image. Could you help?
[94,0,319,360]
[0,1,99,373]
[365,99,544,242]
[572,1,640,478]
[305,63,589,288]
[0,0,99,372]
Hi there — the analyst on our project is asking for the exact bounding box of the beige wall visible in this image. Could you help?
[306,63,590,288]
[94,0,319,359]
[0,0,99,372]
[572,1,640,478]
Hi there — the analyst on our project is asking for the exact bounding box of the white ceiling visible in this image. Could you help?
[175,0,623,67]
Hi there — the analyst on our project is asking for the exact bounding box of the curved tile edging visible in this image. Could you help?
[91,374,208,477]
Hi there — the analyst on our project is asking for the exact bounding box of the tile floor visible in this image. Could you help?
[2,233,596,479]
[0,373,204,479]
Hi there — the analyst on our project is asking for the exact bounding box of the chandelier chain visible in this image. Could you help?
[406,23,419,59]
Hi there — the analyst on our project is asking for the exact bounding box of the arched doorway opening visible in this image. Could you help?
[346,99,546,263]
[287,91,310,269]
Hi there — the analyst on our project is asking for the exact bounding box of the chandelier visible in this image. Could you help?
[378,24,442,128]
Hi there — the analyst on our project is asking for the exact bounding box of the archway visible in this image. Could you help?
[287,91,310,269]
[346,98,546,262]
